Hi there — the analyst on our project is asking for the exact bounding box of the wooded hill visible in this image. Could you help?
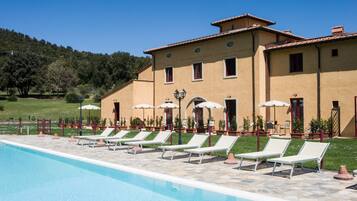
[0,28,151,97]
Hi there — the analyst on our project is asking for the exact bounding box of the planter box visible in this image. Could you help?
[186,128,195,133]
[216,130,226,135]
[308,133,330,140]
[228,131,239,136]
[291,133,305,139]
[119,126,128,130]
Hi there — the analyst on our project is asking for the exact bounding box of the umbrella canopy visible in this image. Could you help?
[132,104,154,109]
[194,101,223,146]
[133,103,154,120]
[78,104,100,110]
[157,102,179,109]
[259,100,290,107]
[260,100,290,124]
[194,101,223,109]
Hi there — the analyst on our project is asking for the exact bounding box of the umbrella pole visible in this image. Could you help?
[274,106,276,124]
[143,108,145,123]
[208,109,211,146]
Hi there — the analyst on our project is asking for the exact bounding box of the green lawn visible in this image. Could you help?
[125,131,357,171]
[0,98,100,121]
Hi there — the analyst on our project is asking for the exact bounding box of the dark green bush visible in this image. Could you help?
[65,92,81,103]
[0,105,4,111]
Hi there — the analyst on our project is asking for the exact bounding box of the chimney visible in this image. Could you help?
[331,25,344,36]
[283,30,292,34]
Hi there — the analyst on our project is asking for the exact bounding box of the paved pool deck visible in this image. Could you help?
[1,135,356,201]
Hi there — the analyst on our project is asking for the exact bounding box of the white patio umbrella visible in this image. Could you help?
[195,101,224,146]
[133,103,154,120]
[157,102,179,109]
[259,100,290,123]
[78,104,100,121]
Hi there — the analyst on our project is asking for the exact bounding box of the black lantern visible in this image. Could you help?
[173,89,186,144]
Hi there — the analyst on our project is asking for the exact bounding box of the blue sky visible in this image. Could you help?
[1,0,356,56]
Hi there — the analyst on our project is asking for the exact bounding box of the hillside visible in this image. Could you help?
[0,28,151,95]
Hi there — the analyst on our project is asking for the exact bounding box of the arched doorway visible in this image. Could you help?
[186,97,207,133]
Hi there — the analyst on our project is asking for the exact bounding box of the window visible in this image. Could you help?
[224,58,237,77]
[289,53,303,72]
[165,67,173,83]
[192,63,203,80]
[331,49,338,57]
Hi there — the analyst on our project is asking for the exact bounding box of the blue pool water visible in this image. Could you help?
[0,143,250,201]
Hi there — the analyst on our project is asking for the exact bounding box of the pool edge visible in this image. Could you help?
[1,139,286,201]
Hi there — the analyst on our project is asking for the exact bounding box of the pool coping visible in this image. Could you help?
[1,139,286,201]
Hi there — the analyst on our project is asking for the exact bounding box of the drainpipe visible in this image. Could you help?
[152,55,156,118]
[315,45,321,121]
[251,31,256,130]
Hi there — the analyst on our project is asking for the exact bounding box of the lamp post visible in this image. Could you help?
[174,89,186,145]
[79,96,84,136]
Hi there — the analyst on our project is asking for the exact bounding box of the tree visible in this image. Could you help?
[0,52,46,96]
[46,59,78,94]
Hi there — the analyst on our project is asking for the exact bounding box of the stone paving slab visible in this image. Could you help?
[1,135,356,201]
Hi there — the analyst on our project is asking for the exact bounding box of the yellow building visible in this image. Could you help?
[101,14,357,137]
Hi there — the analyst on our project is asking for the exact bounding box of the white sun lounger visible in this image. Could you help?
[126,130,172,154]
[268,141,330,179]
[106,131,152,151]
[158,134,208,160]
[236,138,291,171]
[88,130,130,148]
[75,127,114,145]
[185,135,239,164]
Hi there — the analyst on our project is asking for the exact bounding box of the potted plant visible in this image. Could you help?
[216,120,226,135]
[241,116,251,135]
[291,119,304,139]
[158,116,164,131]
[186,116,194,133]
[255,115,267,136]
[228,116,239,136]
[174,116,184,132]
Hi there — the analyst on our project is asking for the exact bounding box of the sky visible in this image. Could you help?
[0,0,356,56]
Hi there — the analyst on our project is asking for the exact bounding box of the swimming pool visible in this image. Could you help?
[0,140,282,201]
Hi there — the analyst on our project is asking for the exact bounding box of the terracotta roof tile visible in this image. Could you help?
[144,26,303,54]
[211,13,275,26]
[266,32,357,50]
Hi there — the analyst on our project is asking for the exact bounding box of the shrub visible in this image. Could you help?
[159,116,163,127]
[187,117,192,129]
[309,118,323,133]
[292,119,304,133]
[218,120,225,130]
[150,118,154,126]
[65,91,81,103]
[243,116,250,131]
[323,117,332,134]
[131,117,144,128]
[230,116,237,131]
[255,115,264,130]
[0,105,4,111]
[7,95,18,102]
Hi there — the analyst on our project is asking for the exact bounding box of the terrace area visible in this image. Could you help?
[1,134,356,201]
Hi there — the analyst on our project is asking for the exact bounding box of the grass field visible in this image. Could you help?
[0,98,100,120]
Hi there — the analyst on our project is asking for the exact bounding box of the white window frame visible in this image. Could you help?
[164,66,174,84]
[192,62,204,82]
[223,57,238,79]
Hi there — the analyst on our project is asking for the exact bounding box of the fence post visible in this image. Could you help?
[256,128,260,151]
